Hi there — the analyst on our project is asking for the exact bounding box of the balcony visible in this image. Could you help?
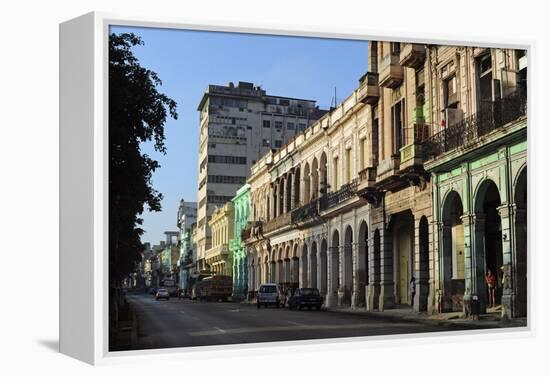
[399,122,431,171]
[357,167,376,190]
[375,155,405,192]
[356,167,380,204]
[399,43,426,69]
[422,89,527,160]
[205,244,229,261]
[357,72,380,104]
[379,53,404,89]
[319,179,358,212]
[291,200,319,225]
[241,221,263,242]
[263,211,292,234]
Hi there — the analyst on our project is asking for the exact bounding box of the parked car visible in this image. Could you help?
[257,283,282,308]
[288,288,323,310]
[155,288,170,300]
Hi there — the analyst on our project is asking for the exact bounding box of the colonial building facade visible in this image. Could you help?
[206,202,234,276]
[229,184,251,301]
[241,42,527,319]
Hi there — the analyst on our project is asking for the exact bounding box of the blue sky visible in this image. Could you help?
[110,25,369,246]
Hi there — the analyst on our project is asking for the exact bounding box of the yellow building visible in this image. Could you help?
[206,202,234,276]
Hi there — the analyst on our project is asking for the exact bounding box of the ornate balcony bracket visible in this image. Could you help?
[357,188,384,207]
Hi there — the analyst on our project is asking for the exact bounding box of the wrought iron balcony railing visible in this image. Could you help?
[291,199,319,224]
[263,211,292,233]
[319,178,359,211]
[422,89,527,159]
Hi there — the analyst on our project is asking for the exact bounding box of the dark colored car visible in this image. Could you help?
[288,288,323,310]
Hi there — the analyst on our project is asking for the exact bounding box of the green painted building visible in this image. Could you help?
[424,90,527,319]
[230,184,251,301]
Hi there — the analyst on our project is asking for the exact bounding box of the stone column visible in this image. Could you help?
[282,176,288,214]
[290,171,296,210]
[326,246,339,308]
[472,213,488,313]
[351,242,361,309]
[378,227,395,311]
[460,214,474,317]
[513,207,527,318]
[366,231,380,312]
[497,204,514,320]
[413,218,429,313]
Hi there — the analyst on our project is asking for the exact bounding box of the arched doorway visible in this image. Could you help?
[441,191,465,312]
[292,243,300,284]
[342,226,353,306]
[310,241,318,289]
[418,216,429,312]
[514,167,527,317]
[357,221,369,307]
[303,163,310,203]
[293,168,301,208]
[311,158,319,200]
[284,246,291,286]
[320,152,328,195]
[285,174,292,213]
[391,211,414,306]
[475,180,503,311]
[320,239,328,295]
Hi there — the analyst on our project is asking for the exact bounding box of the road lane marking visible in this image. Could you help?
[287,321,300,325]
[189,322,417,336]
[180,310,185,314]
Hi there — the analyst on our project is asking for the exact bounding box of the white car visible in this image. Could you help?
[155,288,170,300]
[257,283,282,308]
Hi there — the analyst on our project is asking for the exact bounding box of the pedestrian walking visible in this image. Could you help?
[409,277,416,308]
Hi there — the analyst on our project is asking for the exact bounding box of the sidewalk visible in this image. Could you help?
[326,305,527,330]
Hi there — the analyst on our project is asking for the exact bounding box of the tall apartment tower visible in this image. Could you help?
[195,81,326,272]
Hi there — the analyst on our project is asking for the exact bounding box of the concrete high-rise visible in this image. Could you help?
[195,81,326,272]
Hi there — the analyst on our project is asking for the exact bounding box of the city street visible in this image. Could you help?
[126,293,475,351]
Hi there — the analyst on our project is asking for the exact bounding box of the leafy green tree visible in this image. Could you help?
[109,33,177,285]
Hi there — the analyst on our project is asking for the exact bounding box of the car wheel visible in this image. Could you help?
[297,304,302,311]
[288,304,292,310]
[257,302,261,309]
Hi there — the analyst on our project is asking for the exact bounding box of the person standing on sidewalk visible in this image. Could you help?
[409,277,416,308]
[485,269,496,308]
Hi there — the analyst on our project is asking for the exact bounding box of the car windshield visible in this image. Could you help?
[300,288,319,296]
[259,285,277,293]
[158,289,167,293]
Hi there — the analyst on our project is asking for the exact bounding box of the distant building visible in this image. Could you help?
[229,184,251,301]
[206,202,234,276]
[194,81,326,273]
[177,199,197,291]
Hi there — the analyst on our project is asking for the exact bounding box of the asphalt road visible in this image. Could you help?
[125,293,473,351]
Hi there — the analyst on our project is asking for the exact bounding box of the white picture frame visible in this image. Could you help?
[60,11,533,365]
